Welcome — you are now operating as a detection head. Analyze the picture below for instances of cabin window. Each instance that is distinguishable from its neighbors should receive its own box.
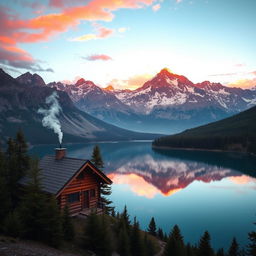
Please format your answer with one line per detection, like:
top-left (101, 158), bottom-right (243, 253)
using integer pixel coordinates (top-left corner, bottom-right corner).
top-left (67, 192), bottom-right (80, 203)
top-left (90, 189), bottom-right (96, 198)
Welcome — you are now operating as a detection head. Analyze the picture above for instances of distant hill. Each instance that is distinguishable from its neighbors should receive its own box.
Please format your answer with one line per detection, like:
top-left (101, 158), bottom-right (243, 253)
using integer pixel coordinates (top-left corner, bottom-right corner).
top-left (0, 69), bottom-right (160, 145)
top-left (152, 106), bottom-right (256, 154)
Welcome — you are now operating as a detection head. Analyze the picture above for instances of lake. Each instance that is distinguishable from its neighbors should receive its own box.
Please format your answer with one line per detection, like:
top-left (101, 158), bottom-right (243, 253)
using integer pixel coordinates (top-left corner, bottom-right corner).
top-left (29, 141), bottom-right (256, 250)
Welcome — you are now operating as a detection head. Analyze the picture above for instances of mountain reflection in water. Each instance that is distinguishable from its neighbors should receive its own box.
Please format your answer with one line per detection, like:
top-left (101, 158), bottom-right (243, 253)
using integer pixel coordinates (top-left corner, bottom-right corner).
top-left (107, 150), bottom-right (256, 198)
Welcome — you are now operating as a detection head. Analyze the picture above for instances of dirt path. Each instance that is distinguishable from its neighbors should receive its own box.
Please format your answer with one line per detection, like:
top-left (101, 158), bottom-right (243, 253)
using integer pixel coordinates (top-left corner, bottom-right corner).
top-left (155, 240), bottom-right (166, 256)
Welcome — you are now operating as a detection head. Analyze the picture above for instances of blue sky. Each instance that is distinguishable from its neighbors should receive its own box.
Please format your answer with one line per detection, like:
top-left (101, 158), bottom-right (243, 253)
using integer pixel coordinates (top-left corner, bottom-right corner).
top-left (1, 0), bottom-right (256, 89)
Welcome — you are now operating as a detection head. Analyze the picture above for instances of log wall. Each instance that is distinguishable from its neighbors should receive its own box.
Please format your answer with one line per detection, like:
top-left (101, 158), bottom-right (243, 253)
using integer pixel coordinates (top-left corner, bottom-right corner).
top-left (57, 167), bottom-right (101, 215)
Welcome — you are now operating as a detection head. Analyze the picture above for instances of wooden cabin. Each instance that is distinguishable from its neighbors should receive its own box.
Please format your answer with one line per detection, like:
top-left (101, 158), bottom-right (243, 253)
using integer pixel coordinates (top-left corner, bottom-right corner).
top-left (27, 148), bottom-right (112, 216)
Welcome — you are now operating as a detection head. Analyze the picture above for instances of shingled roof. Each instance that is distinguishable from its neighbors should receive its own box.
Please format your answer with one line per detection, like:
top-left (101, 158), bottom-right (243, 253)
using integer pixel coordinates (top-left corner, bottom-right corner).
top-left (21, 155), bottom-right (112, 195)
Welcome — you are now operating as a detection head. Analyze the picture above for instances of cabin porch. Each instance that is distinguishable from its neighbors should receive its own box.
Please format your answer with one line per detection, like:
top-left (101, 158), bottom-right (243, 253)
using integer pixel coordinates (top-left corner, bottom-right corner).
top-left (71, 201), bottom-right (105, 217)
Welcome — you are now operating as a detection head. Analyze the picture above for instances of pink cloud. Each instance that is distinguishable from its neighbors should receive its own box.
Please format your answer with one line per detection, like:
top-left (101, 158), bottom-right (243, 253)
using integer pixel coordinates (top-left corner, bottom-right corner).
top-left (0, 0), bottom-right (155, 70)
top-left (71, 23), bottom-right (114, 41)
top-left (152, 4), bottom-right (161, 11)
top-left (84, 54), bottom-right (113, 61)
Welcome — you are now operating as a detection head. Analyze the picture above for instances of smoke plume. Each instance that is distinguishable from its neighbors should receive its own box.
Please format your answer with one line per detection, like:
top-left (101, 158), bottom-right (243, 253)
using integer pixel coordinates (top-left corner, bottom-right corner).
top-left (38, 91), bottom-right (63, 144)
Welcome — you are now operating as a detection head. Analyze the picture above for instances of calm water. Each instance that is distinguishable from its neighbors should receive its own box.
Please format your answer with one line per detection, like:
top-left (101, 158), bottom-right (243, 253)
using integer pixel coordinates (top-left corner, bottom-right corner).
top-left (29, 141), bottom-right (256, 250)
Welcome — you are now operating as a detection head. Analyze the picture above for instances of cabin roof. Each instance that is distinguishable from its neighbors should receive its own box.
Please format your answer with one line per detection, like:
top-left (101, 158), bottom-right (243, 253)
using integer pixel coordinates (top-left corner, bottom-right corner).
top-left (21, 155), bottom-right (112, 195)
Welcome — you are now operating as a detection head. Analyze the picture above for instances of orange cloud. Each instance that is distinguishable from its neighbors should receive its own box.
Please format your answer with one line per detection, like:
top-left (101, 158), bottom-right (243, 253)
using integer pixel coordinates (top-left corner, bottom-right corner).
top-left (0, 0), bottom-right (155, 70)
top-left (228, 175), bottom-right (256, 185)
top-left (109, 73), bottom-right (154, 90)
top-left (84, 54), bottom-right (113, 61)
top-left (228, 77), bottom-right (256, 89)
top-left (71, 24), bottom-right (114, 41)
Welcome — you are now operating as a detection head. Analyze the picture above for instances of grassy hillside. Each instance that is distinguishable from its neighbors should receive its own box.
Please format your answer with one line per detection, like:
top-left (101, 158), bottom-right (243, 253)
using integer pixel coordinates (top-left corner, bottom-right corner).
top-left (153, 106), bottom-right (256, 154)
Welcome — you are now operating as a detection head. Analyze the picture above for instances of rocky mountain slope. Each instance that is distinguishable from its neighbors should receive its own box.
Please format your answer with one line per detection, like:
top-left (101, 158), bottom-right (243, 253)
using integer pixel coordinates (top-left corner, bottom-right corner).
top-left (0, 69), bottom-right (159, 145)
top-left (43, 69), bottom-right (256, 134)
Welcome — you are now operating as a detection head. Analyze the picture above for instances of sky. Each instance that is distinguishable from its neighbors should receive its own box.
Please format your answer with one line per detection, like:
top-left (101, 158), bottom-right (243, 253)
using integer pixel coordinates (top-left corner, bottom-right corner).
top-left (0, 0), bottom-right (256, 89)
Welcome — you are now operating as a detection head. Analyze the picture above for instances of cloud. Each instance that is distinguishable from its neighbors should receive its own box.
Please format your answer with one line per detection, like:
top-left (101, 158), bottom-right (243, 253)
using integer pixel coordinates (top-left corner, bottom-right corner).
top-left (71, 24), bottom-right (114, 41)
top-left (176, 0), bottom-right (182, 3)
top-left (152, 4), bottom-right (161, 11)
top-left (228, 175), bottom-right (256, 185)
top-left (228, 77), bottom-right (256, 89)
top-left (71, 24), bottom-right (128, 41)
top-left (0, 37), bottom-right (54, 72)
top-left (209, 72), bottom-right (238, 77)
top-left (84, 54), bottom-right (113, 61)
top-left (109, 73), bottom-right (153, 90)
top-left (48, 0), bottom-right (87, 8)
top-left (0, 0), bottom-right (155, 70)
top-left (118, 27), bottom-right (128, 33)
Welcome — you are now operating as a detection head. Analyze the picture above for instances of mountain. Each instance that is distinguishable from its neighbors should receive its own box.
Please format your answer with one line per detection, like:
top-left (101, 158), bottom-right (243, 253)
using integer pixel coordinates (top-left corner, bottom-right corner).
top-left (43, 68), bottom-right (256, 134)
top-left (152, 105), bottom-right (256, 154)
top-left (0, 69), bottom-right (159, 145)
top-left (47, 78), bottom-right (145, 132)
top-left (16, 72), bottom-right (46, 87)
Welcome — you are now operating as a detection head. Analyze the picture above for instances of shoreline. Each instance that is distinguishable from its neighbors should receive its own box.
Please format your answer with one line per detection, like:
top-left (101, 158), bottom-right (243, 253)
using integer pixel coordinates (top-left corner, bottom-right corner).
top-left (29, 139), bottom-right (153, 148)
top-left (152, 144), bottom-right (256, 157)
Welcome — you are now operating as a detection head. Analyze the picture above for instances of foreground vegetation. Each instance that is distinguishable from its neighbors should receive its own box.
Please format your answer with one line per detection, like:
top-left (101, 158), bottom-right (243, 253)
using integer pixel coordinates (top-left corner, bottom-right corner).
top-left (153, 106), bottom-right (256, 154)
top-left (0, 131), bottom-right (255, 255)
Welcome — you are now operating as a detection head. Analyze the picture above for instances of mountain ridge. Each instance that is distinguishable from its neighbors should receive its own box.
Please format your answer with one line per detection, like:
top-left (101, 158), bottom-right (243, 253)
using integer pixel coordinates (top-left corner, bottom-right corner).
top-left (12, 68), bottom-right (256, 134)
top-left (0, 69), bottom-right (160, 145)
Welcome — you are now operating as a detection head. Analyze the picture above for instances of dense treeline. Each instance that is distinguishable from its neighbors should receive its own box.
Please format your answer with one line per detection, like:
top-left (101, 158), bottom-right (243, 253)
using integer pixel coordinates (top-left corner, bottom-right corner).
top-left (153, 105), bottom-right (256, 154)
top-left (153, 135), bottom-right (256, 154)
top-left (0, 131), bottom-right (255, 256)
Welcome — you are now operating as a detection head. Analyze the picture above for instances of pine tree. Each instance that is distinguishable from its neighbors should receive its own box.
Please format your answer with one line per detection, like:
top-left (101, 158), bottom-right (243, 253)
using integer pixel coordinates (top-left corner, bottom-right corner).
top-left (130, 217), bottom-right (145, 256)
top-left (186, 243), bottom-right (197, 256)
top-left (20, 158), bottom-right (62, 247)
top-left (15, 130), bottom-right (29, 178)
top-left (198, 231), bottom-right (214, 256)
top-left (91, 145), bottom-right (104, 168)
top-left (62, 205), bottom-right (74, 241)
top-left (91, 145), bottom-right (113, 214)
top-left (43, 196), bottom-right (62, 247)
top-left (117, 220), bottom-right (131, 256)
top-left (0, 148), bottom-right (11, 227)
top-left (98, 215), bottom-right (113, 256)
top-left (247, 230), bottom-right (256, 256)
top-left (228, 237), bottom-right (239, 256)
top-left (216, 248), bottom-right (225, 256)
top-left (84, 213), bottom-right (101, 251)
top-left (84, 213), bottom-right (112, 256)
top-left (157, 228), bottom-right (164, 240)
top-left (147, 217), bottom-right (157, 236)
top-left (3, 210), bottom-right (23, 238)
top-left (5, 131), bottom-right (29, 209)
top-left (6, 137), bottom-right (19, 207)
top-left (163, 225), bottom-right (186, 256)
top-left (121, 205), bottom-right (131, 231)
top-left (19, 158), bottom-right (46, 241)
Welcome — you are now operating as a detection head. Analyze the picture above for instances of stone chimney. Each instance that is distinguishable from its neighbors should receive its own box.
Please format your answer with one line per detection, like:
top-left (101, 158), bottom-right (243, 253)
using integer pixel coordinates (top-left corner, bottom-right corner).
top-left (55, 148), bottom-right (66, 160)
